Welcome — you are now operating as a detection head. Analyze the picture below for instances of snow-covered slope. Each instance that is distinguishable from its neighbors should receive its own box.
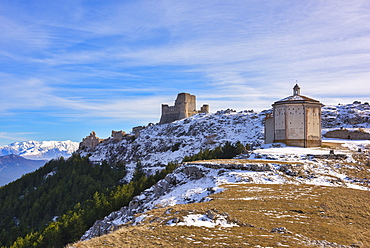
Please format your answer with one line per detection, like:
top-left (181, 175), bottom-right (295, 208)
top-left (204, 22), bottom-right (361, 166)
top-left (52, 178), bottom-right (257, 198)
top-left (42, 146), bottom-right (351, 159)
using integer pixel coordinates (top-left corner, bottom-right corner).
top-left (80, 102), bottom-right (370, 175)
top-left (80, 109), bottom-right (267, 174)
top-left (0, 140), bottom-right (79, 160)
top-left (322, 102), bottom-right (370, 130)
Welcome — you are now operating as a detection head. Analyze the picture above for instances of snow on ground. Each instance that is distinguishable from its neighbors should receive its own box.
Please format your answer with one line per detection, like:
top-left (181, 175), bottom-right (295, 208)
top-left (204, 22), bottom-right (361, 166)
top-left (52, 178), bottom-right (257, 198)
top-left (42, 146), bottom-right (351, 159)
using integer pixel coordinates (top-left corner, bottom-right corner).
top-left (255, 146), bottom-right (342, 156)
top-left (323, 138), bottom-right (370, 151)
top-left (168, 214), bottom-right (238, 228)
top-left (102, 148), bottom-right (369, 232)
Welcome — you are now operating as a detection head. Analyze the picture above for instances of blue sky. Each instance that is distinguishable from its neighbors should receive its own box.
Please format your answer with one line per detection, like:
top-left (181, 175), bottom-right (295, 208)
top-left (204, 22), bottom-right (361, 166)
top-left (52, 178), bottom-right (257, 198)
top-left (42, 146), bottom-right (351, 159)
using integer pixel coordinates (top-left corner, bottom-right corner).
top-left (0, 0), bottom-right (369, 145)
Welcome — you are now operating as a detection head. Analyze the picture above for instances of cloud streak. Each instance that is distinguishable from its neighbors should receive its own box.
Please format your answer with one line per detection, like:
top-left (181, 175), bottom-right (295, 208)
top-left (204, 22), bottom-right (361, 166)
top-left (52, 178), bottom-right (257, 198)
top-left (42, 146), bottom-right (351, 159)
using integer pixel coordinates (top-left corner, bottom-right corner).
top-left (0, 0), bottom-right (369, 144)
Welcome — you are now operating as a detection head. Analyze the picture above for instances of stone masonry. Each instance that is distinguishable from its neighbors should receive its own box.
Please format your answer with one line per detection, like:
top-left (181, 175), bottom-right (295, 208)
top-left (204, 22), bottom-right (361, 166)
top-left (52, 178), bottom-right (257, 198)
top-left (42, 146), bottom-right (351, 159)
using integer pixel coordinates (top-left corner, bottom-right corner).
top-left (79, 131), bottom-right (104, 150)
top-left (159, 93), bottom-right (209, 124)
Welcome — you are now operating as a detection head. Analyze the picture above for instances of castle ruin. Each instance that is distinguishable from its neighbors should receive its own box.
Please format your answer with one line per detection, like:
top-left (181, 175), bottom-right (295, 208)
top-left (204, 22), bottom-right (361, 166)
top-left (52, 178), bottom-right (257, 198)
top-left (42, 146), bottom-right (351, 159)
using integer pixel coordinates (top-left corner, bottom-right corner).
top-left (265, 84), bottom-right (323, 147)
top-left (79, 131), bottom-right (104, 150)
top-left (159, 93), bottom-right (209, 124)
top-left (111, 130), bottom-right (126, 142)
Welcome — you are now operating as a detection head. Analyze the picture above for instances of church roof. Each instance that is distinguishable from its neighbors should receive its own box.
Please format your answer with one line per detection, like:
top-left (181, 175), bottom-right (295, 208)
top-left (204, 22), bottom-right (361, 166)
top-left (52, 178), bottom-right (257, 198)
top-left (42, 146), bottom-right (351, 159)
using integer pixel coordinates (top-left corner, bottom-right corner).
top-left (273, 84), bottom-right (322, 106)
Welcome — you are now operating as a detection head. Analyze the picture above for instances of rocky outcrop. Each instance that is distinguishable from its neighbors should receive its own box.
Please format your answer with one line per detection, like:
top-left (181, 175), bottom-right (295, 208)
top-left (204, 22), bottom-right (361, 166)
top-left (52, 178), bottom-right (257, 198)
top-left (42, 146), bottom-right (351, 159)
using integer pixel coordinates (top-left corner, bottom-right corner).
top-left (80, 161), bottom-right (279, 241)
top-left (324, 129), bottom-right (370, 140)
top-left (80, 164), bottom-right (209, 241)
top-left (322, 103), bottom-right (370, 128)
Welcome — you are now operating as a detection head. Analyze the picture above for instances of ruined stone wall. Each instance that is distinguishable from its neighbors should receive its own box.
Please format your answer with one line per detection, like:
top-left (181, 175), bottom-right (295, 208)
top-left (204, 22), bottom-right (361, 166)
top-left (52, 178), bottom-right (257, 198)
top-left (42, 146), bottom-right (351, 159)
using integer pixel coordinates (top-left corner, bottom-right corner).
top-left (132, 126), bottom-right (146, 138)
top-left (111, 130), bottom-right (126, 141)
top-left (79, 131), bottom-right (103, 150)
top-left (159, 93), bottom-right (209, 124)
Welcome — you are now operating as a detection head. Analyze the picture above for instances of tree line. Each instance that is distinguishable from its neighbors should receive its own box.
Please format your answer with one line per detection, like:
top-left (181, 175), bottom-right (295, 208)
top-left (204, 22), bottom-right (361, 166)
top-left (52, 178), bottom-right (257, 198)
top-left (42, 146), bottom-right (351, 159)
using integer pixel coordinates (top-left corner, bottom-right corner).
top-left (1, 141), bottom-right (247, 247)
top-left (0, 153), bottom-right (177, 248)
top-left (182, 141), bottom-right (247, 162)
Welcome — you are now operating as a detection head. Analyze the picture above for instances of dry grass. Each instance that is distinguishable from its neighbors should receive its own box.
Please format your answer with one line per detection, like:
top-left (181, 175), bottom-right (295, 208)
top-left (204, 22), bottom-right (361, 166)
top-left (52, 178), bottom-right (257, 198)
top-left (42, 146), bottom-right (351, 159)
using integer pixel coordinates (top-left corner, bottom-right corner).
top-left (322, 142), bottom-right (345, 149)
top-left (71, 183), bottom-right (370, 248)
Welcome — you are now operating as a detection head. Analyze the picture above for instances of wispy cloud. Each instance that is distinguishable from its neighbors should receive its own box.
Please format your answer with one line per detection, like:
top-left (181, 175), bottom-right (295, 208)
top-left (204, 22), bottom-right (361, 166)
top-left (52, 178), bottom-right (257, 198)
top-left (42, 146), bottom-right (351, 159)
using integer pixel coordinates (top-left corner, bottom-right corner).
top-left (0, 132), bottom-right (39, 142)
top-left (0, 0), bottom-right (369, 144)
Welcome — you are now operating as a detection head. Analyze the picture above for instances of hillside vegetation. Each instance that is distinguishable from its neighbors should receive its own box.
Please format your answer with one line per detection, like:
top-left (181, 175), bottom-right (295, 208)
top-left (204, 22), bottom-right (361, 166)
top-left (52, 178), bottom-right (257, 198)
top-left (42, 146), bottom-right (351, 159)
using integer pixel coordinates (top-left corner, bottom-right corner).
top-left (0, 154), bottom-right (177, 248)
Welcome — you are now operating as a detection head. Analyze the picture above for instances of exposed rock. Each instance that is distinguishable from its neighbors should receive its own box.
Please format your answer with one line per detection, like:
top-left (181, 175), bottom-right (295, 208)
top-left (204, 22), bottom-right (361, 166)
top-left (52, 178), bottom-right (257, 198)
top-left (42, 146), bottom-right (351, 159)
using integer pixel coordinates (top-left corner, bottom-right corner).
top-left (324, 129), bottom-right (370, 140)
top-left (271, 226), bottom-right (291, 234)
top-left (80, 164), bottom-right (211, 241)
top-left (205, 210), bottom-right (216, 220)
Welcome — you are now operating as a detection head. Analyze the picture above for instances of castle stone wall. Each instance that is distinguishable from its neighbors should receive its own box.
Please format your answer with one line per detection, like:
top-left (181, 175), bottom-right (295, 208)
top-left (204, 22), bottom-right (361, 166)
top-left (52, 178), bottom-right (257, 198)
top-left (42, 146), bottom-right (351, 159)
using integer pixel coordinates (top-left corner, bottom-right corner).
top-left (111, 130), bottom-right (126, 141)
top-left (79, 131), bottom-right (103, 150)
top-left (159, 93), bottom-right (209, 124)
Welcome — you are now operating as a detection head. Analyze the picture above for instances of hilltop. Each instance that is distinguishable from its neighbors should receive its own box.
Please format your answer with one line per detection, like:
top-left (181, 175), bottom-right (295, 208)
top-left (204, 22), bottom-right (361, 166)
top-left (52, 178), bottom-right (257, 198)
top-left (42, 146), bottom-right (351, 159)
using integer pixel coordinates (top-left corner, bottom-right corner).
top-left (79, 109), bottom-right (267, 176)
top-left (72, 102), bottom-right (370, 247)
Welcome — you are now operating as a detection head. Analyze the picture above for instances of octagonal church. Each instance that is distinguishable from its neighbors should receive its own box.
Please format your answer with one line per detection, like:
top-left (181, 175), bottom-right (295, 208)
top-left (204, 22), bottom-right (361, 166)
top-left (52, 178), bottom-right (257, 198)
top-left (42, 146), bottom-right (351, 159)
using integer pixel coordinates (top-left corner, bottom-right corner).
top-left (265, 84), bottom-right (323, 147)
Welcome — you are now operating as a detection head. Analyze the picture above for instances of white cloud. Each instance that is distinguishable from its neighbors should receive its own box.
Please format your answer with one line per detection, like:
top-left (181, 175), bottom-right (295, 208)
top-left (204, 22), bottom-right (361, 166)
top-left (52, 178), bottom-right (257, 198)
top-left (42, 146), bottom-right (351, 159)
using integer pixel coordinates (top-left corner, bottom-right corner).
top-left (0, 0), bottom-right (369, 142)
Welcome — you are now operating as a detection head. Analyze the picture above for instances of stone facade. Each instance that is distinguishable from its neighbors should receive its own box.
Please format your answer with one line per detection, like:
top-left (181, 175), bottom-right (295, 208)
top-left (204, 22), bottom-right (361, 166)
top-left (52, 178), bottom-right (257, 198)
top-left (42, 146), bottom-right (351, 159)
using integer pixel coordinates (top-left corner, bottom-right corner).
top-left (265, 84), bottom-right (323, 147)
top-left (79, 131), bottom-right (104, 150)
top-left (159, 93), bottom-right (209, 124)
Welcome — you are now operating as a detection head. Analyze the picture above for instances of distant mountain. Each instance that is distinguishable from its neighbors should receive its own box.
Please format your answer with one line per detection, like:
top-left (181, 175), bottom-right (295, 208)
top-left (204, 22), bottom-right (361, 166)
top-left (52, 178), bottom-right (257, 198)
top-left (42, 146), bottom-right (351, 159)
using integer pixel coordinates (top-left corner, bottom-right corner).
top-left (0, 140), bottom-right (79, 160)
top-left (0, 154), bottom-right (47, 186)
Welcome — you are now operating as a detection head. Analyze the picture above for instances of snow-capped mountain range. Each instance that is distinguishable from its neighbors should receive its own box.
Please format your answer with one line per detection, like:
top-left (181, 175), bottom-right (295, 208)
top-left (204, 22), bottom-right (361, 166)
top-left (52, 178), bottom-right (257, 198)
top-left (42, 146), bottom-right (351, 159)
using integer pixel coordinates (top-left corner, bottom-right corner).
top-left (0, 140), bottom-right (79, 160)
top-left (0, 140), bottom-right (79, 186)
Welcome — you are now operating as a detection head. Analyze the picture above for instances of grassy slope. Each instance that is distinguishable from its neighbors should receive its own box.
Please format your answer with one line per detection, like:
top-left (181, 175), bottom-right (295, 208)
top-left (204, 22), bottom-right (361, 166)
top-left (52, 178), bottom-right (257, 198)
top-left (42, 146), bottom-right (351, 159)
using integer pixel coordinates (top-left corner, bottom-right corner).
top-left (71, 179), bottom-right (369, 247)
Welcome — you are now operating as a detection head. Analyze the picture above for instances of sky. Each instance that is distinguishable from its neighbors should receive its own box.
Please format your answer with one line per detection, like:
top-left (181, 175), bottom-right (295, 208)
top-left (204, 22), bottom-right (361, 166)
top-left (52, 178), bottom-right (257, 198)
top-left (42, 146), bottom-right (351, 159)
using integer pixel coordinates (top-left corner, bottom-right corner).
top-left (0, 0), bottom-right (369, 145)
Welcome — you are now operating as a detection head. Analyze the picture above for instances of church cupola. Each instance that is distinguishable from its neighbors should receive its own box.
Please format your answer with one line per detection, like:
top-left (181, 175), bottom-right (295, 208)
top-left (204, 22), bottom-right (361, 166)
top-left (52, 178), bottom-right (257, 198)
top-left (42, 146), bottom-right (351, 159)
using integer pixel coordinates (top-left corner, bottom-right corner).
top-left (293, 84), bottom-right (301, 95)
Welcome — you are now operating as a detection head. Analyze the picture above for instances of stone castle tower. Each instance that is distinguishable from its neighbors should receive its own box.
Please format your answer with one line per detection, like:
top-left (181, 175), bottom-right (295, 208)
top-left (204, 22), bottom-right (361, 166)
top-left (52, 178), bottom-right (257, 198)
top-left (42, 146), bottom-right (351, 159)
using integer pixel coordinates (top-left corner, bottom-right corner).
top-left (265, 84), bottom-right (323, 147)
top-left (159, 93), bottom-right (209, 124)
top-left (79, 131), bottom-right (104, 150)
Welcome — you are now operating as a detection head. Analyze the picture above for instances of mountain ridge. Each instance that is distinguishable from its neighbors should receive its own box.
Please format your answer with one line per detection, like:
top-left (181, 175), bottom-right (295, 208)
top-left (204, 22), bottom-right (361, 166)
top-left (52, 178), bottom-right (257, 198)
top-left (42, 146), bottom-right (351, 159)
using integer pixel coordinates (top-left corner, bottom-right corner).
top-left (0, 140), bottom-right (79, 186)
top-left (0, 154), bottom-right (47, 186)
top-left (0, 140), bottom-right (79, 160)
